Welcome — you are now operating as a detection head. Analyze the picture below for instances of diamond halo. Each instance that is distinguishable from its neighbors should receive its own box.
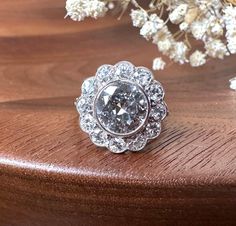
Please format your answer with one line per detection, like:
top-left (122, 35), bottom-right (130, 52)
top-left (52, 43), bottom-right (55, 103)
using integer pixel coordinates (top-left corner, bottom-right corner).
top-left (75, 61), bottom-right (167, 153)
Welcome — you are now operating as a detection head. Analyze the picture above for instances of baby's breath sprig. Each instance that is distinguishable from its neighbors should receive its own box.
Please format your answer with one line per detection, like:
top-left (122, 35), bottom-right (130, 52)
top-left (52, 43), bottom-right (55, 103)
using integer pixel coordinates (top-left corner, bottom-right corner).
top-left (65, 0), bottom-right (236, 71)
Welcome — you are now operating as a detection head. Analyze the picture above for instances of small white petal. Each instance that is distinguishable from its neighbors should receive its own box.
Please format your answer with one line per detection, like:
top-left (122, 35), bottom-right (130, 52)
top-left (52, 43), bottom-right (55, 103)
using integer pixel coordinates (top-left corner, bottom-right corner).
top-left (130, 9), bottom-right (148, 28)
top-left (152, 57), bottom-right (166, 70)
top-left (229, 77), bottom-right (236, 91)
top-left (189, 50), bottom-right (206, 67)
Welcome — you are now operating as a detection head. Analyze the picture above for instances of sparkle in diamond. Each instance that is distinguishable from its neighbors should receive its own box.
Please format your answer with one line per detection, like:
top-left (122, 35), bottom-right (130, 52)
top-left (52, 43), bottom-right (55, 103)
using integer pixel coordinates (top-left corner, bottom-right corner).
top-left (95, 80), bottom-right (149, 135)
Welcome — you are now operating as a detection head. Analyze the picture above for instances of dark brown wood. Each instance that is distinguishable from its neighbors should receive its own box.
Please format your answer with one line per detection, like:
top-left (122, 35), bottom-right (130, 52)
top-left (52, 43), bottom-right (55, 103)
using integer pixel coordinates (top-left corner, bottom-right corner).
top-left (0, 1), bottom-right (236, 225)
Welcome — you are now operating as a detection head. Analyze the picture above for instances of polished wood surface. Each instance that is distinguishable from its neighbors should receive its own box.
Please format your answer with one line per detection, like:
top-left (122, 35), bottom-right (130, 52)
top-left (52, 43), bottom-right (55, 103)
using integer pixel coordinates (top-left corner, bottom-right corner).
top-left (0, 1), bottom-right (236, 225)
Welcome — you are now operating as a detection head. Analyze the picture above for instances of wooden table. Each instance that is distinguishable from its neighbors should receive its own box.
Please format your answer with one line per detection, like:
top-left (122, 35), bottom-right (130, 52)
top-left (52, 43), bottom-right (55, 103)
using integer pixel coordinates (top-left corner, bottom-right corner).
top-left (0, 1), bottom-right (236, 225)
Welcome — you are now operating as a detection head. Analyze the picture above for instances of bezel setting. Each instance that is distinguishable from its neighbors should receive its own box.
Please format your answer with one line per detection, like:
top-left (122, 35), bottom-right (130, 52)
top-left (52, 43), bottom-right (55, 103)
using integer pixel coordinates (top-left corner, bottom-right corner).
top-left (75, 61), bottom-right (168, 153)
top-left (93, 79), bottom-right (150, 137)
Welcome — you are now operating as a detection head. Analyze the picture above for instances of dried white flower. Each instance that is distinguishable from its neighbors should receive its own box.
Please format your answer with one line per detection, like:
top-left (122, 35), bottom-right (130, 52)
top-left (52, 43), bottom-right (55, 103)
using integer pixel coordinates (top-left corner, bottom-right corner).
top-left (108, 2), bottom-right (115, 10)
top-left (169, 41), bottom-right (189, 64)
top-left (223, 5), bottom-right (236, 20)
top-left (190, 19), bottom-right (208, 40)
top-left (209, 21), bottom-right (224, 38)
top-left (140, 21), bottom-right (158, 40)
top-left (179, 22), bottom-right (189, 31)
top-left (205, 39), bottom-right (228, 59)
top-left (65, 0), bottom-right (107, 21)
top-left (149, 14), bottom-right (164, 27)
top-left (223, 5), bottom-right (236, 54)
top-left (152, 26), bottom-right (172, 43)
top-left (85, 0), bottom-right (107, 19)
top-left (65, 0), bottom-right (87, 21)
top-left (153, 57), bottom-right (166, 70)
top-left (229, 77), bottom-right (236, 91)
top-left (169, 4), bottom-right (188, 24)
top-left (227, 36), bottom-right (236, 54)
top-left (189, 50), bottom-right (206, 67)
top-left (130, 9), bottom-right (148, 28)
top-left (157, 39), bottom-right (173, 54)
top-left (140, 15), bottom-right (164, 40)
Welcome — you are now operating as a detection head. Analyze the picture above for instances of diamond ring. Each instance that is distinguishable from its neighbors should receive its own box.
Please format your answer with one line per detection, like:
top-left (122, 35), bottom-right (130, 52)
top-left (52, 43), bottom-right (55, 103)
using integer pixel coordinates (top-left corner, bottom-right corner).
top-left (75, 61), bottom-right (168, 153)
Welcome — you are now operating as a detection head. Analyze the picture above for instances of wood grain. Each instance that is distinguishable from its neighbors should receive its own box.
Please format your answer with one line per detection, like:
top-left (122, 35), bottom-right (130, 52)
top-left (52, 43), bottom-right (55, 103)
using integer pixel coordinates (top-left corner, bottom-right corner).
top-left (0, 1), bottom-right (236, 225)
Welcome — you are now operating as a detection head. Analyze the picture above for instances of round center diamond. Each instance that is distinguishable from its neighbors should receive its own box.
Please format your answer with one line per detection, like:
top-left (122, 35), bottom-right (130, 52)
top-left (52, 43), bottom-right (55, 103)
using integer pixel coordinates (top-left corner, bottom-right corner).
top-left (95, 80), bottom-right (149, 136)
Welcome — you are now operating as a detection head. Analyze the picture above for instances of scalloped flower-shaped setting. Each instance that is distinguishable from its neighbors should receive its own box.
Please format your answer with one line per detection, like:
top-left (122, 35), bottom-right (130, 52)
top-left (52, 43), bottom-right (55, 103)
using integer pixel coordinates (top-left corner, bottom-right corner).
top-left (75, 61), bottom-right (167, 153)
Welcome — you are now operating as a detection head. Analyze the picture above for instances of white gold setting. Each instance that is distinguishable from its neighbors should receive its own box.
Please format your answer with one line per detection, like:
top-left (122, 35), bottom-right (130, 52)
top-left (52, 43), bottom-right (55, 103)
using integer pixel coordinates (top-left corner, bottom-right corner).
top-left (75, 61), bottom-right (168, 153)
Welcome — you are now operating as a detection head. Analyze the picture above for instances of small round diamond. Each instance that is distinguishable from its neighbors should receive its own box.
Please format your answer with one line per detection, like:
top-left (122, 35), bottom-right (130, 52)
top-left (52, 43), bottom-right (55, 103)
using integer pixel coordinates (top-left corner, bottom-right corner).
top-left (80, 114), bottom-right (97, 133)
top-left (114, 61), bottom-right (135, 79)
top-left (82, 77), bottom-right (97, 96)
top-left (150, 103), bottom-right (167, 121)
top-left (95, 80), bottom-right (149, 136)
top-left (146, 81), bottom-right (164, 104)
top-left (90, 126), bottom-right (108, 147)
top-left (75, 96), bottom-right (93, 115)
top-left (108, 137), bottom-right (127, 153)
top-left (144, 121), bottom-right (161, 139)
top-left (96, 64), bottom-right (114, 85)
top-left (134, 67), bottom-right (153, 86)
top-left (128, 135), bottom-right (147, 152)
